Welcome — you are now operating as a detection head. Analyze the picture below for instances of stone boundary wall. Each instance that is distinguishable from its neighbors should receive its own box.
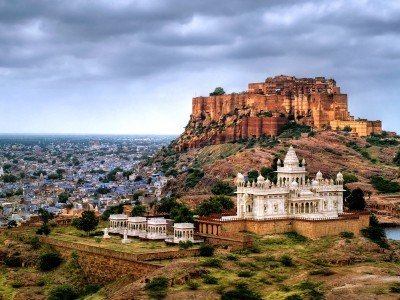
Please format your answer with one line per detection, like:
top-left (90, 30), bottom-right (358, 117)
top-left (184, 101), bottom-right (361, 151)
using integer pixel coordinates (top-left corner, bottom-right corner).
top-left (41, 237), bottom-right (162, 284)
top-left (136, 248), bottom-right (200, 261)
top-left (202, 234), bottom-right (253, 250)
top-left (199, 213), bottom-right (370, 240)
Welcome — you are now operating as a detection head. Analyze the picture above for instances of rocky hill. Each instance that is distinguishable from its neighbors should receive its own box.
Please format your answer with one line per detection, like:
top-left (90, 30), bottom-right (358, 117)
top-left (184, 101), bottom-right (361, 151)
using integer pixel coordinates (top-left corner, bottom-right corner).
top-left (175, 75), bottom-right (381, 151)
top-left (154, 129), bottom-right (399, 208)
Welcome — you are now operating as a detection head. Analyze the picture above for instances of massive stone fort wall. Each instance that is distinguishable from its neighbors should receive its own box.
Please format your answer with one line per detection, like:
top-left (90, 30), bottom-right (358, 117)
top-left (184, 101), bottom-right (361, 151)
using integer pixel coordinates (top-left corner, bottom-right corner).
top-left (177, 75), bottom-right (381, 150)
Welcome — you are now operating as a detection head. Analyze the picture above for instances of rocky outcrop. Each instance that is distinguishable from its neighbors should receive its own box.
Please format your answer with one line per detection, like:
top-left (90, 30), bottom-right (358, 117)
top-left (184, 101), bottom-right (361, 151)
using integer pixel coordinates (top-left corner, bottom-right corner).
top-left (175, 75), bottom-right (381, 150)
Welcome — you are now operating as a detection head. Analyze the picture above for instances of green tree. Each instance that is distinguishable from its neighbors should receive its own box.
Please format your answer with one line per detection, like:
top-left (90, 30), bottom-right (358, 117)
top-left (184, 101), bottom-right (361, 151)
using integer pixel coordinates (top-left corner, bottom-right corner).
top-left (170, 204), bottom-right (194, 223)
top-left (7, 220), bottom-right (17, 229)
top-left (58, 191), bottom-right (70, 203)
top-left (48, 284), bottom-right (77, 300)
top-left (74, 211), bottom-right (99, 235)
top-left (346, 188), bottom-right (366, 210)
top-left (211, 181), bottom-right (235, 196)
top-left (1, 174), bottom-right (18, 183)
top-left (131, 204), bottom-right (146, 216)
top-left (38, 252), bottom-right (63, 271)
top-left (209, 87), bottom-right (225, 96)
top-left (157, 197), bottom-right (179, 213)
top-left (343, 125), bottom-right (352, 132)
top-left (38, 208), bottom-right (54, 225)
top-left (247, 170), bottom-right (259, 182)
top-left (196, 196), bottom-right (234, 216)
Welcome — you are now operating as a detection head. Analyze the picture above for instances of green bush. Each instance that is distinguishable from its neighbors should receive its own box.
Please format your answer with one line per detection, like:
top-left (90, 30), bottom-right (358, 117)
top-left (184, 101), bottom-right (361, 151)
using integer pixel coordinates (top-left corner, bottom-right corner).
top-left (28, 236), bottom-right (41, 249)
top-left (309, 268), bottom-right (335, 276)
top-left (179, 240), bottom-right (193, 250)
top-left (221, 283), bottom-right (262, 300)
top-left (185, 169), bottom-right (204, 188)
top-left (200, 258), bottom-right (222, 267)
top-left (370, 176), bottom-right (400, 193)
top-left (280, 255), bottom-right (295, 267)
top-left (48, 284), bottom-right (78, 300)
top-left (237, 270), bottom-right (254, 277)
top-left (81, 284), bottom-right (100, 296)
top-left (4, 255), bottom-right (22, 267)
top-left (343, 173), bottom-right (359, 184)
top-left (202, 274), bottom-right (218, 284)
top-left (36, 224), bottom-right (51, 236)
top-left (226, 254), bottom-right (238, 261)
top-left (278, 122), bottom-right (311, 138)
top-left (285, 295), bottom-right (303, 300)
top-left (390, 282), bottom-right (400, 293)
top-left (339, 231), bottom-right (354, 239)
top-left (187, 281), bottom-right (200, 290)
top-left (145, 276), bottom-right (169, 298)
top-left (38, 252), bottom-right (62, 271)
top-left (11, 281), bottom-right (23, 288)
top-left (199, 244), bottom-right (214, 257)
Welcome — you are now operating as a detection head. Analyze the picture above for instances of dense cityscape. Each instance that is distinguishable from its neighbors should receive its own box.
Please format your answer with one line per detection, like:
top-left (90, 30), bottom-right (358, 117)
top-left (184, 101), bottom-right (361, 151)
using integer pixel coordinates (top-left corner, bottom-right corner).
top-left (0, 135), bottom-right (174, 227)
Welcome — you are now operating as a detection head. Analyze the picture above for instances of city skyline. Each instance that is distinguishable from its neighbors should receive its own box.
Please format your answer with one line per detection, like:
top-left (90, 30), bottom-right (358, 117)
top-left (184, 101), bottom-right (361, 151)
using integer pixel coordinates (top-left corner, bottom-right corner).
top-left (1, 0), bottom-right (399, 134)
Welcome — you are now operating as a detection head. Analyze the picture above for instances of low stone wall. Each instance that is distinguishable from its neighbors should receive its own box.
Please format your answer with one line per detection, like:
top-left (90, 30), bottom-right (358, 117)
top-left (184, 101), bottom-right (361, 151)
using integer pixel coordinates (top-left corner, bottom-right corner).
top-left (40, 237), bottom-right (205, 284)
top-left (198, 213), bottom-right (370, 241)
top-left (202, 234), bottom-right (253, 250)
top-left (136, 248), bottom-right (200, 261)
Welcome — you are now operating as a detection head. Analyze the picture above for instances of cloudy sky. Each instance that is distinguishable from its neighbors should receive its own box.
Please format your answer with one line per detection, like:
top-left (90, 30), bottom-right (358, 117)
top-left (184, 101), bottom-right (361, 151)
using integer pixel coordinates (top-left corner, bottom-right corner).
top-left (0, 0), bottom-right (399, 134)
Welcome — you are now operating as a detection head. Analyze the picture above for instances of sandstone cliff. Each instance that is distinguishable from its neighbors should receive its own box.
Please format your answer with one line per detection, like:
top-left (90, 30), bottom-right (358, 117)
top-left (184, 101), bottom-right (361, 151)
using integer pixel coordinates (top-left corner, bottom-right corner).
top-left (175, 75), bottom-right (381, 150)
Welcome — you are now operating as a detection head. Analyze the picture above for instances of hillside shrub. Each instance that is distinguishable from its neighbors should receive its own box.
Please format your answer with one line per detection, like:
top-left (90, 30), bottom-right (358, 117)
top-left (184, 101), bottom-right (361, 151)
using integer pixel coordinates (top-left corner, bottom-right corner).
top-left (187, 281), bottom-right (200, 290)
top-left (278, 122), bottom-right (311, 138)
top-left (4, 255), bottom-right (22, 267)
top-left (390, 282), bottom-right (400, 293)
top-left (202, 274), bottom-right (218, 284)
top-left (339, 231), bottom-right (354, 239)
top-left (309, 268), bottom-right (335, 276)
top-left (221, 283), bottom-right (262, 300)
top-left (38, 252), bottom-right (62, 271)
top-left (81, 284), bottom-right (100, 296)
top-left (370, 176), bottom-right (400, 193)
top-left (280, 255), bottom-right (295, 267)
top-left (178, 240), bottom-right (193, 250)
top-left (200, 258), bottom-right (222, 267)
top-left (199, 244), bottom-right (214, 257)
top-left (48, 284), bottom-right (77, 300)
top-left (237, 270), bottom-right (254, 277)
top-left (343, 173), bottom-right (359, 184)
top-left (185, 169), bottom-right (204, 188)
top-left (145, 276), bottom-right (169, 299)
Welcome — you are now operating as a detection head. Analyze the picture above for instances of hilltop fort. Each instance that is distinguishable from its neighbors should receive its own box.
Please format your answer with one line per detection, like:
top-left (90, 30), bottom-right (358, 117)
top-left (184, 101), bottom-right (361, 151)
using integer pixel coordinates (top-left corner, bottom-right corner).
top-left (176, 75), bottom-right (382, 150)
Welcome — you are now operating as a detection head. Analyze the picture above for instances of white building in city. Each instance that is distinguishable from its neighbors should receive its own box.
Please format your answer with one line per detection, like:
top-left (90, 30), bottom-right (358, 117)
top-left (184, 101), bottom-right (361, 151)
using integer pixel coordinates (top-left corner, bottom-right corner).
top-left (236, 146), bottom-right (344, 220)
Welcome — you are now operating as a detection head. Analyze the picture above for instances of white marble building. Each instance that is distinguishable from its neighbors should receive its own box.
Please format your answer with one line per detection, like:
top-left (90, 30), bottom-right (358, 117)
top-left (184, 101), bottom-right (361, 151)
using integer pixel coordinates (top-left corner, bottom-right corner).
top-left (236, 146), bottom-right (344, 220)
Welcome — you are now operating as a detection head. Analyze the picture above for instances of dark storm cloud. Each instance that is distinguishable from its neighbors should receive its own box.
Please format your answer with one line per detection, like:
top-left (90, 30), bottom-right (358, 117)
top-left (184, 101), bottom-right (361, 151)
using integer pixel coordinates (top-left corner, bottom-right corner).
top-left (0, 0), bottom-right (399, 133)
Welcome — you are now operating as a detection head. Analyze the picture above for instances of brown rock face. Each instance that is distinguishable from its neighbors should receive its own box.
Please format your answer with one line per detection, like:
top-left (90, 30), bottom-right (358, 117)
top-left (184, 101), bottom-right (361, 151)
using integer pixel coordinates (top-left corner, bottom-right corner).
top-left (176, 75), bottom-right (380, 150)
